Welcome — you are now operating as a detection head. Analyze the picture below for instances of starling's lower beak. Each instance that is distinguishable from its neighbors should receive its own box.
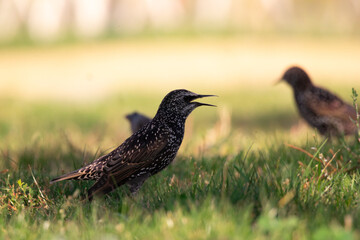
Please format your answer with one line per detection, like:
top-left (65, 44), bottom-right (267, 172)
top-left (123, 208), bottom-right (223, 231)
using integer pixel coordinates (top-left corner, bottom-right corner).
top-left (192, 94), bottom-right (217, 107)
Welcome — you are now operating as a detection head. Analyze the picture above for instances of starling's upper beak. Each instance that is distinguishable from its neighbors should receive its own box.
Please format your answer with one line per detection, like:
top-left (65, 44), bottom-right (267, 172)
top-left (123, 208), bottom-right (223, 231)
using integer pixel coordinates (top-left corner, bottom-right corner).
top-left (192, 94), bottom-right (217, 107)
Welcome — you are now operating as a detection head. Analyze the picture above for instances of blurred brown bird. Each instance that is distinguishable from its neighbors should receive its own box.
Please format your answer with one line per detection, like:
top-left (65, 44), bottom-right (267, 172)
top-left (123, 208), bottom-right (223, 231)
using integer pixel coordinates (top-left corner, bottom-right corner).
top-left (126, 112), bottom-right (152, 133)
top-left (280, 66), bottom-right (358, 137)
top-left (50, 89), bottom-right (216, 200)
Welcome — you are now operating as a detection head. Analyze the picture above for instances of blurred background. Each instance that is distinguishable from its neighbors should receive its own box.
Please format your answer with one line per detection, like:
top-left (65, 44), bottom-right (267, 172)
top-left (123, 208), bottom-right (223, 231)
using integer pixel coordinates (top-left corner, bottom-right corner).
top-left (0, 0), bottom-right (360, 100)
top-left (0, 0), bottom-right (360, 165)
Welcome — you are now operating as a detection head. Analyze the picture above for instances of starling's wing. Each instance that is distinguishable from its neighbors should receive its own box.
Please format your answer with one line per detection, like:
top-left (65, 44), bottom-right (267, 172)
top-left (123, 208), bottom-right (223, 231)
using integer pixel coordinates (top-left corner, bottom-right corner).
top-left (87, 127), bottom-right (170, 198)
top-left (307, 87), bottom-right (357, 121)
top-left (105, 130), bottom-right (169, 176)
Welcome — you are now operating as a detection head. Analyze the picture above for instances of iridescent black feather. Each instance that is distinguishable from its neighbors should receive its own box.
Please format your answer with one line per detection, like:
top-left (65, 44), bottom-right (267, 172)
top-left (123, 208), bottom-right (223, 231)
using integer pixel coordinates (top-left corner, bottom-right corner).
top-left (51, 89), bottom-right (216, 200)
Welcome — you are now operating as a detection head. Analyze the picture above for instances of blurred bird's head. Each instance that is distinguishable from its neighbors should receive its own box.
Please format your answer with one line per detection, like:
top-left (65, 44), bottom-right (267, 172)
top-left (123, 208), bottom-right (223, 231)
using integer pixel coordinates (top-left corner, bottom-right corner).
top-left (125, 112), bottom-right (150, 122)
top-left (125, 112), bottom-right (141, 121)
top-left (279, 66), bottom-right (313, 91)
top-left (125, 112), bottom-right (152, 133)
top-left (156, 89), bottom-right (216, 120)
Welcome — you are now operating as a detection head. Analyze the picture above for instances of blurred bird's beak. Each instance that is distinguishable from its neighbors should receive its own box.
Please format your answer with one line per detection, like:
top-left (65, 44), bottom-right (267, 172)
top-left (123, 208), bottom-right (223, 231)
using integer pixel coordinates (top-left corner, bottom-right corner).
top-left (193, 94), bottom-right (217, 107)
top-left (274, 78), bottom-right (283, 86)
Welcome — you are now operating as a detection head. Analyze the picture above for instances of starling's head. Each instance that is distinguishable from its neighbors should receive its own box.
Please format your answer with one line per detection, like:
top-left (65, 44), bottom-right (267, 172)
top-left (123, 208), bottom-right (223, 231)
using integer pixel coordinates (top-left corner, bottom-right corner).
top-left (280, 66), bottom-right (313, 91)
top-left (156, 89), bottom-right (216, 119)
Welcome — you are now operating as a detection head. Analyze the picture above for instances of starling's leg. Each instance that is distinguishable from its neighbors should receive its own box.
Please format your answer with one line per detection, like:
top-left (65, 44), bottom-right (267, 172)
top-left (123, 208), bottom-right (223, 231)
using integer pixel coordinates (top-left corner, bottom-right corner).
top-left (87, 177), bottom-right (114, 201)
top-left (127, 173), bottom-right (151, 195)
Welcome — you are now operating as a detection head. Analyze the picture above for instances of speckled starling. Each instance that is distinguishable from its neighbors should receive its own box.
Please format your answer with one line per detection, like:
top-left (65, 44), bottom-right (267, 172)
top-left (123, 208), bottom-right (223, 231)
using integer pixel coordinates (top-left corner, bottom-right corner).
top-left (51, 89), bottom-right (216, 200)
top-left (126, 112), bottom-right (151, 133)
top-left (280, 66), bottom-right (358, 137)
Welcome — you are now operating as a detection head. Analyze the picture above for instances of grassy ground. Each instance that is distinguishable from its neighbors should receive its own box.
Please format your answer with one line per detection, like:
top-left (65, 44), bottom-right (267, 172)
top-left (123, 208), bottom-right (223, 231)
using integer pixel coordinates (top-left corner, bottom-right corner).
top-left (0, 86), bottom-right (360, 239)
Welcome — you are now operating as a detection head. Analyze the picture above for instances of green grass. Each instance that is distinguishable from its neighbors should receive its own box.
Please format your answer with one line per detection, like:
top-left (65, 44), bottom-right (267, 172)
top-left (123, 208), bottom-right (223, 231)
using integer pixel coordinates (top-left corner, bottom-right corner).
top-left (0, 88), bottom-right (360, 239)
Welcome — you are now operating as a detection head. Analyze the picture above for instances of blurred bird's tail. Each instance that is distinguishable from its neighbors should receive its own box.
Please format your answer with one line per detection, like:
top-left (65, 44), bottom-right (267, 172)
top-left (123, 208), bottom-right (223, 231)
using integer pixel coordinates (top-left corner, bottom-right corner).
top-left (50, 170), bottom-right (84, 184)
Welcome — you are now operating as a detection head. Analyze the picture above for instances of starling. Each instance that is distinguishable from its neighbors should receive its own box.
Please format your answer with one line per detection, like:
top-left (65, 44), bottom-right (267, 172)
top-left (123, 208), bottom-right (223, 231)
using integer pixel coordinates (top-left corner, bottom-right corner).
top-left (125, 112), bottom-right (152, 133)
top-left (51, 89), bottom-right (216, 200)
top-left (280, 66), bottom-right (358, 137)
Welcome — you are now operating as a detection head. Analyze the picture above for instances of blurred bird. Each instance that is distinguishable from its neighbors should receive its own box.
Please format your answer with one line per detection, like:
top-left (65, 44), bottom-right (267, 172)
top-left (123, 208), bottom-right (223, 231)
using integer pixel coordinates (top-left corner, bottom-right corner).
top-left (125, 112), bottom-right (151, 133)
top-left (51, 89), bottom-right (216, 200)
top-left (280, 66), bottom-right (358, 137)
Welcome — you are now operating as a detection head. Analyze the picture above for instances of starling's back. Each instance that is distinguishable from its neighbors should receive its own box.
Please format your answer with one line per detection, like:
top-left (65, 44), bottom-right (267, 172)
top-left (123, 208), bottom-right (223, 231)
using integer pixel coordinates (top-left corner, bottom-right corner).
top-left (295, 86), bottom-right (357, 136)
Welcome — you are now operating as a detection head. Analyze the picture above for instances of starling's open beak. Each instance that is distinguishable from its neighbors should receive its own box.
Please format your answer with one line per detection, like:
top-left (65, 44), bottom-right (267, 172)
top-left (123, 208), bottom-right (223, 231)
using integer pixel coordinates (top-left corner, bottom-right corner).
top-left (191, 94), bottom-right (217, 107)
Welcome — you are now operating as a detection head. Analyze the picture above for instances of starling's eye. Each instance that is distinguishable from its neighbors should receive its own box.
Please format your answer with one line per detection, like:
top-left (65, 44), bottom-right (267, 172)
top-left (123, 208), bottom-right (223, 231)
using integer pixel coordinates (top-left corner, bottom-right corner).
top-left (183, 96), bottom-right (191, 102)
top-left (184, 95), bottom-right (196, 103)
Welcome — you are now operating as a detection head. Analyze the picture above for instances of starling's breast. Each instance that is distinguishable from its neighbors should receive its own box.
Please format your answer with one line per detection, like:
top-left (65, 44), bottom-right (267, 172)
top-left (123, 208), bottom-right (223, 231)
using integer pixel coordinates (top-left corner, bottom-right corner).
top-left (150, 148), bottom-right (178, 175)
top-left (295, 92), bottom-right (319, 127)
top-left (132, 117), bottom-right (186, 177)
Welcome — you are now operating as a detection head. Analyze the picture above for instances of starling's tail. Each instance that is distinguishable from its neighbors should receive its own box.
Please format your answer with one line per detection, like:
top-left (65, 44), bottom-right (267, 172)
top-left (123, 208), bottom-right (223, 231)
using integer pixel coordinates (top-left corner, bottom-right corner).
top-left (50, 170), bottom-right (84, 184)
